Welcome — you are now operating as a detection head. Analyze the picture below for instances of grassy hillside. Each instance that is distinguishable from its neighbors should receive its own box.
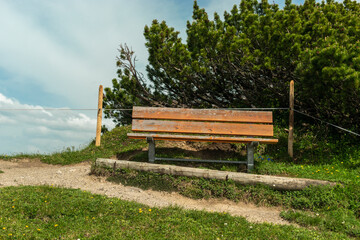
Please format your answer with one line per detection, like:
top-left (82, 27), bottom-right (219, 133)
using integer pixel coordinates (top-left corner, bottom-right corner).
top-left (0, 186), bottom-right (351, 239)
top-left (1, 124), bottom-right (359, 238)
top-left (91, 125), bottom-right (360, 238)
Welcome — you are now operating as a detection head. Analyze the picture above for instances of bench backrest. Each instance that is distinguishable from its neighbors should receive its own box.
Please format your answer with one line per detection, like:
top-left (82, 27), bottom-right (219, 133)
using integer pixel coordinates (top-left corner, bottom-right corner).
top-left (131, 106), bottom-right (274, 137)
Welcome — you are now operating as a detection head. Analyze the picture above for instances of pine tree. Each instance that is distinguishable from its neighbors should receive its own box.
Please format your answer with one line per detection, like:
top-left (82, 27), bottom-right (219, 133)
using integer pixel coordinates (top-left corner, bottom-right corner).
top-left (104, 0), bottom-right (360, 133)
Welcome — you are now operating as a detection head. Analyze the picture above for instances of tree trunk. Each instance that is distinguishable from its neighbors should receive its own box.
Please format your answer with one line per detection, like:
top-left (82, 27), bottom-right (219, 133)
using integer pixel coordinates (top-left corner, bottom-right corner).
top-left (95, 159), bottom-right (337, 191)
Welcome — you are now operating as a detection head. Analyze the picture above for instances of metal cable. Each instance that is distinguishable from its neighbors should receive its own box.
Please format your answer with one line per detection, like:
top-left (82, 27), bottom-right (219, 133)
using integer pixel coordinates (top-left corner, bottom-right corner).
top-left (1, 106), bottom-right (358, 136)
top-left (293, 109), bottom-right (360, 137)
top-left (0, 107), bottom-right (288, 111)
top-left (204, 107), bottom-right (288, 110)
top-left (0, 108), bottom-right (133, 111)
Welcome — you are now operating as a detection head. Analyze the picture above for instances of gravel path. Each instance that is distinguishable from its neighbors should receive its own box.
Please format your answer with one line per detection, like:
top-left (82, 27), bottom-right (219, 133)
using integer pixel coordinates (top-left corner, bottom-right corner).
top-left (0, 159), bottom-right (291, 225)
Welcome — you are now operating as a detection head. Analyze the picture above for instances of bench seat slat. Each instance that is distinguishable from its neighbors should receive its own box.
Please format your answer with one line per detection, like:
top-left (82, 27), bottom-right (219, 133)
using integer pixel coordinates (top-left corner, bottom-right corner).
top-left (127, 133), bottom-right (278, 144)
top-left (132, 106), bottom-right (273, 123)
top-left (132, 119), bottom-right (274, 137)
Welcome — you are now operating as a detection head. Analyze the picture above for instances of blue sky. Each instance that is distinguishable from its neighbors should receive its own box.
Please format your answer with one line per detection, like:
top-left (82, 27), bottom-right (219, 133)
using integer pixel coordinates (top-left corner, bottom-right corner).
top-left (0, 0), bottom-right (305, 154)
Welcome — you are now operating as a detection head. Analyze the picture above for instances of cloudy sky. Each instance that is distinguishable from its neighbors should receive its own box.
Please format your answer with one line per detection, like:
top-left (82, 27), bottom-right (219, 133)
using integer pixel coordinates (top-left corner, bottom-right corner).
top-left (0, 0), bottom-right (304, 154)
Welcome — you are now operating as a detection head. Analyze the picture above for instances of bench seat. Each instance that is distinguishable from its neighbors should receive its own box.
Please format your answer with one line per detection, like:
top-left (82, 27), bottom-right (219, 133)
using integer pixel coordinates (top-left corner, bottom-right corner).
top-left (127, 106), bottom-right (278, 172)
top-left (128, 133), bottom-right (278, 144)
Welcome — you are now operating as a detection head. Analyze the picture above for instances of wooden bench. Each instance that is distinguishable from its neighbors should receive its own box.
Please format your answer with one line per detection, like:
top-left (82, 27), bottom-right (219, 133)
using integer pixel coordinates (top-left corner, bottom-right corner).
top-left (127, 106), bottom-right (278, 172)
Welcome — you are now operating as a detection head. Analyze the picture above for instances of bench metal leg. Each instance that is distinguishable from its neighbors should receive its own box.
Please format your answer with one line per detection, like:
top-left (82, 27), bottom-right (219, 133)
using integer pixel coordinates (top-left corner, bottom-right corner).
top-left (247, 142), bottom-right (258, 173)
top-left (146, 137), bottom-right (155, 163)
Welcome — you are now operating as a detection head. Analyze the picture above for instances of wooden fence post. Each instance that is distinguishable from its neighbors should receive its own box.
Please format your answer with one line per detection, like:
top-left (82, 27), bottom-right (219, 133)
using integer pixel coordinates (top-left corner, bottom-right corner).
top-left (95, 85), bottom-right (103, 147)
top-left (288, 80), bottom-right (294, 158)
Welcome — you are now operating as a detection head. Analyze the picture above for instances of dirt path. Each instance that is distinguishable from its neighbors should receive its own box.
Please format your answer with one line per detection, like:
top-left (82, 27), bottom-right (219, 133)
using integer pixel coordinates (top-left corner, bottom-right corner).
top-left (0, 159), bottom-right (291, 225)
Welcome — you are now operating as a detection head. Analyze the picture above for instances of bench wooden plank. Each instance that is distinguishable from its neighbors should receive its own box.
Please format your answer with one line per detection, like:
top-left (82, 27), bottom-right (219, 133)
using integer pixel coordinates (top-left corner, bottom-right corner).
top-left (128, 133), bottom-right (279, 144)
top-left (132, 119), bottom-right (274, 137)
top-left (129, 107), bottom-right (278, 172)
top-left (132, 106), bottom-right (273, 123)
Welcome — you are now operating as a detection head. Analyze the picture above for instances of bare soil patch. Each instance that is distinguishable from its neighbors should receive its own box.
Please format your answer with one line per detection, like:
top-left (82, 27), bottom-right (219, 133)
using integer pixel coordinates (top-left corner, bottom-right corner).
top-left (0, 159), bottom-right (291, 225)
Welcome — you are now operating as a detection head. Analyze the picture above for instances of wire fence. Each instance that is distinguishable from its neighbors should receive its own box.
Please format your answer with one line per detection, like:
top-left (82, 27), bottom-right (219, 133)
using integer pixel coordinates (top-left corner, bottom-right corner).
top-left (0, 108), bottom-right (132, 111)
top-left (0, 106), bottom-right (359, 137)
top-left (0, 107), bottom-right (288, 111)
top-left (293, 109), bottom-right (360, 137)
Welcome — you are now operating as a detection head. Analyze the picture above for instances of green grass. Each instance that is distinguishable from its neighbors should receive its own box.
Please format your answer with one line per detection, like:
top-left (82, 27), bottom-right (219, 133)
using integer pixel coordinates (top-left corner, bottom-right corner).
top-left (0, 153), bottom-right (44, 161)
top-left (281, 209), bottom-right (360, 237)
top-left (0, 186), bottom-right (350, 239)
top-left (1, 124), bottom-right (360, 238)
top-left (0, 170), bottom-right (3, 174)
top-left (40, 126), bottom-right (146, 165)
top-left (255, 160), bottom-right (360, 184)
top-left (89, 125), bottom-right (360, 239)
top-left (0, 126), bottom-right (146, 165)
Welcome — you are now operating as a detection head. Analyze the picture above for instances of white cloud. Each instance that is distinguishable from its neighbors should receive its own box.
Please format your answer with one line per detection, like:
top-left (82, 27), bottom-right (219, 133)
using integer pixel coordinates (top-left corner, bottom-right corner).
top-left (0, 0), bottom-right (326, 154)
top-left (0, 0), bottom-right (188, 108)
top-left (0, 93), bottom-right (114, 154)
top-left (203, 0), bottom-right (239, 18)
top-left (0, 93), bottom-right (15, 105)
top-left (0, 115), bottom-right (15, 124)
top-left (0, 0), bottom-right (190, 154)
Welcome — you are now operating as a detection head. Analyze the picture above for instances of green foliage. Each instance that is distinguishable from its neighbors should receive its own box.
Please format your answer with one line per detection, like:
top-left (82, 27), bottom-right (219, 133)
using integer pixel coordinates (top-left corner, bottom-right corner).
top-left (264, 124), bottom-right (360, 168)
top-left (105, 0), bottom-right (360, 133)
top-left (1, 186), bottom-right (349, 239)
